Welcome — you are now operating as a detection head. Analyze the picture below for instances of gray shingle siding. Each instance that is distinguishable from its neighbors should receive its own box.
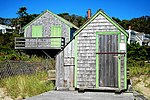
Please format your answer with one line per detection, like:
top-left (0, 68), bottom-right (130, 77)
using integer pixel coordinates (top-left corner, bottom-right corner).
top-left (77, 14), bottom-right (119, 87)
top-left (24, 11), bottom-right (71, 44)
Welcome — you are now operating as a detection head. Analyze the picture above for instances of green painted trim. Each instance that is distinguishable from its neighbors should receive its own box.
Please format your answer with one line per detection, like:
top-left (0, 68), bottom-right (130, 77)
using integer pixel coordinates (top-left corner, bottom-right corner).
top-left (96, 32), bottom-right (99, 88)
top-left (32, 25), bottom-right (43, 37)
top-left (51, 25), bottom-right (62, 36)
top-left (100, 11), bottom-right (128, 37)
top-left (50, 25), bottom-right (62, 47)
top-left (47, 10), bottom-right (78, 29)
top-left (124, 36), bottom-right (127, 89)
top-left (74, 35), bottom-right (78, 87)
top-left (96, 31), bottom-right (121, 88)
top-left (23, 10), bottom-right (78, 29)
top-left (23, 11), bottom-right (46, 29)
top-left (96, 31), bottom-right (120, 35)
top-left (74, 10), bottom-right (100, 36)
top-left (118, 33), bottom-right (121, 89)
top-left (73, 9), bottom-right (128, 38)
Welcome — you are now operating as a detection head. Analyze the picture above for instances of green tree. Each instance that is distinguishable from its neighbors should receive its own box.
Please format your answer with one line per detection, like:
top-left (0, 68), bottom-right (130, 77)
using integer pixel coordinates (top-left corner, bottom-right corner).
top-left (16, 7), bottom-right (28, 28)
top-left (127, 43), bottom-right (149, 60)
top-left (16, 7), bottom-right (28, 18)
top-left (112, 17), bottom-right (121, 23)
top-left (58, 13), bottom-right (86, 27)
top-left (129, 16), bottom-right (150, 34)
top-left (15, 7), bottom-right (39, 31)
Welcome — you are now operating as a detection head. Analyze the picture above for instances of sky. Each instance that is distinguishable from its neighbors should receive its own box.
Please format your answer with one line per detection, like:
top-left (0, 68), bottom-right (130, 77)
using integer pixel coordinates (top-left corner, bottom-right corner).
top-left (0, 0), bottom-right (150, 20)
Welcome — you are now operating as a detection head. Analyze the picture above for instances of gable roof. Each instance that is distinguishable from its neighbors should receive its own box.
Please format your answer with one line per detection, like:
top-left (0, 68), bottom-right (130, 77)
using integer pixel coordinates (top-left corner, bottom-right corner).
top-left (55, 9), bottom-right (129, 56)
top-left (74, 9), bottom-right (128, 37)
top-left (22, 10), bottom-right (79, 29)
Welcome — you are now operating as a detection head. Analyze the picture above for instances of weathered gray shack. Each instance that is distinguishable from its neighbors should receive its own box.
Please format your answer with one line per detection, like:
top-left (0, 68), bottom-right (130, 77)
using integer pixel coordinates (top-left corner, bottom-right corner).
top-left (15, 10), bottom-right (78, 49)
top-left (56, 9), bottom-right (128, 91)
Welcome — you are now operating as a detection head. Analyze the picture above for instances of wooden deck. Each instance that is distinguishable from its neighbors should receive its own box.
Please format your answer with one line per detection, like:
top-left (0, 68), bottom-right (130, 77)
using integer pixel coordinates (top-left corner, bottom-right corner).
top-left (15, 37), bottom-right (65, 49)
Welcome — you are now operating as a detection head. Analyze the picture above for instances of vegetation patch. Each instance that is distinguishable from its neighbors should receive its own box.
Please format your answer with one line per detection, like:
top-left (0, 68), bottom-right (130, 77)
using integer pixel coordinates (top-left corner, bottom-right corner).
top-left (127, 60), bottom-right (150, 77)
top-left (127, 43), bottom-right (150, 99)
top-left (131, 75), bottom-right (150, 99)
top-left (0, 71), bottom-right (54, 99)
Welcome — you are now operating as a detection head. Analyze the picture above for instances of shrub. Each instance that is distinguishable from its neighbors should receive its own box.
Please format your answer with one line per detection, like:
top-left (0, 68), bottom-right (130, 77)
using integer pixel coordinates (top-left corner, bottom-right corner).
top-left (127, 60), bottom-right (150, 77)
top-left (127, 43), bottom-right (149, 61)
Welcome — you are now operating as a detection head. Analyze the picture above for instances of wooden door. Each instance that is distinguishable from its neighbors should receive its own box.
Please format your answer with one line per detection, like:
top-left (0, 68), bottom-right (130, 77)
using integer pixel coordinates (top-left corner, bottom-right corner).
top-left (97, 34), bottom-right (119, 87)
top-left (64, 57), bottom-right (74, 88)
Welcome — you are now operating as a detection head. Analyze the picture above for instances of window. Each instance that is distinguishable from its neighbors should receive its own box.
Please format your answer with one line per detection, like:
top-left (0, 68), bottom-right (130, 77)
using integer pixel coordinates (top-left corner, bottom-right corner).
top-left (32, 26), bottom-right (43, 37)
top-left (50, 26), bottom-right (62, 47)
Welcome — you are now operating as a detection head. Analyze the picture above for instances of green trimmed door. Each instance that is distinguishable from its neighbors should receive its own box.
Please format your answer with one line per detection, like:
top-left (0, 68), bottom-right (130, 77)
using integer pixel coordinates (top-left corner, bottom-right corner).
top-left (51, 26), bottom-right (62, 48)
top-left (96, 32), bottom-right (120, 88)
top-left (32, 26), bottom-right (42, 37)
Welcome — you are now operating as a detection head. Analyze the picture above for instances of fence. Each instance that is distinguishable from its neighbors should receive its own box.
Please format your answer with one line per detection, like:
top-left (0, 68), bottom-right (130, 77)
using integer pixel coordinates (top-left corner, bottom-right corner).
top-left (0, 60), bottom-right (54, 79)
top-left (0, 60), bottom-right (55, 99)
top-left (15, 37), bottom-right (65, 49)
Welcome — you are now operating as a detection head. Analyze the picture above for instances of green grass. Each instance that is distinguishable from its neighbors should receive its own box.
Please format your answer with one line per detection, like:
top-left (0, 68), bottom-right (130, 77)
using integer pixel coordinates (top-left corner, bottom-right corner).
top-left (127, 60), bottom-right (150, 77)
top-left (0, 71), bottom-right (54, 99)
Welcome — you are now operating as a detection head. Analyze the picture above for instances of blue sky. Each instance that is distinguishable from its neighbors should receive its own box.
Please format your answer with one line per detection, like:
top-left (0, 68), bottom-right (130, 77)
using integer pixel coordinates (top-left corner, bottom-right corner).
top-left (0, 0), bottom-right (150, 20)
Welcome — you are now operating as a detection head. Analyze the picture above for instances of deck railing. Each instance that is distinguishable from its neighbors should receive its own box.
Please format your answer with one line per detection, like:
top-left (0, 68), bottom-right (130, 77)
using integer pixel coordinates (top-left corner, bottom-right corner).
top-left (15, 37), bottom-right (65, 49)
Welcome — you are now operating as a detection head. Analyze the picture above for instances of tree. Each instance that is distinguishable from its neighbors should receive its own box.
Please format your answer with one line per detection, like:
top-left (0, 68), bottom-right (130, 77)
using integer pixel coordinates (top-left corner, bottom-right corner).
top-left (15, 7), bottom-right (39, 30)
top-left (58, 13), bottom-right (86, 27)
top-left (15, 7), bottom-right (28, 30)
top-left (16, 7), bottom-right (28, 18)
top-left (112, 17), bottom-right (121, 23)
top-left (112, 16), bottom-right (150, 34)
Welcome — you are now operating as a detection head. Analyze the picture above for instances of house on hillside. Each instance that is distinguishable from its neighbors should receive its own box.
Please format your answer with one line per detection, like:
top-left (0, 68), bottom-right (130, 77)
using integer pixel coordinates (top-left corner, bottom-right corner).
top-left (15, 10), bottom-right (78, 50)
top-left (127, 27), bottom-right (150, 46)
top-left (56, 9), bottom-right (128, 92)
top-left (0, 24), bottom-right (15, 34)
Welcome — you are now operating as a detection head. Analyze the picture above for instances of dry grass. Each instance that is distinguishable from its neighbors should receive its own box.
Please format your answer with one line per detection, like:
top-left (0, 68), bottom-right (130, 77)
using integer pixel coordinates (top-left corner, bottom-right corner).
top-left (0, 71), bottom-right (54, 99)
top-left (131, 75), bottom-right (150, 99)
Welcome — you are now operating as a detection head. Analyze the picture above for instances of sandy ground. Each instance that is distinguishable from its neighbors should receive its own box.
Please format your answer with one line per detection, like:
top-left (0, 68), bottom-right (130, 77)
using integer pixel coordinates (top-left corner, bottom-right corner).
top-left (131, 75), bottom-right (150, 99)
top-left (0, 88), bottom-right (13, 100)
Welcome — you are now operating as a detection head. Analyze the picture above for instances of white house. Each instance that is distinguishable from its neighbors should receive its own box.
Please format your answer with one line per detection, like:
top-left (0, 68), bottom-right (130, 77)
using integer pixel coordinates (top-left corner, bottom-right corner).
top-left (0, 24), bottom-right (15, 34)
top-left (127, 27), bottom-right (150, 46)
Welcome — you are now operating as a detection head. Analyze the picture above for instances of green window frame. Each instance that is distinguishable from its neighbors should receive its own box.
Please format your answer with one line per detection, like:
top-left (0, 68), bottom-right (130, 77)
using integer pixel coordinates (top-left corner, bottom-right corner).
top-left (32, 26), bottom-right (43, 37)
top-left (50, 26), bottom-right (62, 47)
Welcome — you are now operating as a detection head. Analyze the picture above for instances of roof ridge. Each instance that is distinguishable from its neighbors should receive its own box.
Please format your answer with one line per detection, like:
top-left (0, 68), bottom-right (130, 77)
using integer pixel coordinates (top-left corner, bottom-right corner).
top-left (46, 10), bottom-right (78, 29)
top-left (23, 9), bottom-right (78, 29)
top-left (73, 9), bottom-right (128, 37)
top-left (55, 9), bottom-right (129, 56)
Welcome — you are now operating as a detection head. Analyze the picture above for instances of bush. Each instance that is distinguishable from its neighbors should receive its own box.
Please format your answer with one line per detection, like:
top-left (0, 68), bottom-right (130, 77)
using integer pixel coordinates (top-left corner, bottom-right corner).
top-left (127, 60), bottom-right (150, 77)
top-left (127, 43), bottom-right (149, 61)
